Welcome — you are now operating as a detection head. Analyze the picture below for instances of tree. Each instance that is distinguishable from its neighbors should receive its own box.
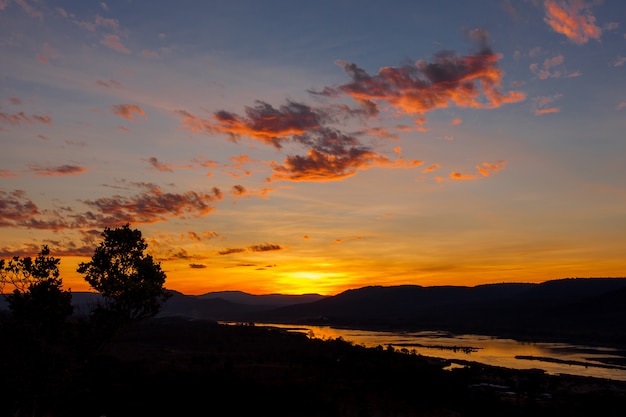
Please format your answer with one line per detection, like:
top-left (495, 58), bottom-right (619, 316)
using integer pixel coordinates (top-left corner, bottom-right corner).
top-left (0, 245), bottom-right (73, 328)
top-left (77, 224), bottom-right (170, 322)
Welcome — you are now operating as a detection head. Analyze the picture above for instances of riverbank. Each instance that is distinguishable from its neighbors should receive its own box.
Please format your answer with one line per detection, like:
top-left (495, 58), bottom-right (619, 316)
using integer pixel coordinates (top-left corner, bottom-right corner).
top-left (4, 316), bottom-right (624, 416)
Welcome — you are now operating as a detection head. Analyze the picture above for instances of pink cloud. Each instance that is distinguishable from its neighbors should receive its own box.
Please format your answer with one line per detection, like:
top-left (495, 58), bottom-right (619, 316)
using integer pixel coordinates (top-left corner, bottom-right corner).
top-left (15, 0), bottom-right (42, 19)
top-left (0, 111), bottom-right (52, 126)
top-left (534, 93), bottom-right (562, 115)
top-left (96, 79), bottom-right (123, 88)
top-left (544, 0), bottom-right (602, 44)
top-left (0, 169), bottom-right (16, 178)
top-left (101, 34), bottom-right (131, 54)
top-left (530, 54), bottom-right (565, 79)
top-left (111, 104), bottom-right (147, 121)
top-left (535, 107), bottom-right (560, 115)
top-left (614, 56), bottom-right (626, 67)
top-left (142, 49), bottom-right (159, 59)
top-left (8, 97), bottom-right (22, 105)
top-left (37, 42), bottom-right (61, 64)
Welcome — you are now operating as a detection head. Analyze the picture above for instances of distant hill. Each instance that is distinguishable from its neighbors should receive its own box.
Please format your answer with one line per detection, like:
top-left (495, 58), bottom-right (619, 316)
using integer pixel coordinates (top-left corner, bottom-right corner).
top-left (3, 278), bottom-right (625, 345)
top-left (256, 278), bottom-right (626, 345)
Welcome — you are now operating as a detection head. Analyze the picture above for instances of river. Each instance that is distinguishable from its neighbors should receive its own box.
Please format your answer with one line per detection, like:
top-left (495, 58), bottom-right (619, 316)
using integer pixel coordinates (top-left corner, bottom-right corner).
top-left (242, 323), bottom-right (626, 381)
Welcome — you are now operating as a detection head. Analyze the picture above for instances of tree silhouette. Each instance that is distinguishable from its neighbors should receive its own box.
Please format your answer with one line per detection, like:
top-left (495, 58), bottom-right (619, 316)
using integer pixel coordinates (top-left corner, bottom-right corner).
top-left (0, 245), bottom-right (73, 329)
top-left (77, 224), bottom-right (170, 323)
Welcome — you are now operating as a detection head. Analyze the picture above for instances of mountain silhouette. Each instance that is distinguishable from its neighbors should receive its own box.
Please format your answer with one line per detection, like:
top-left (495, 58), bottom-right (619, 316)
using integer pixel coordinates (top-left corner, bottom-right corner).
top-left (3, 277), bottom-right (625, 345)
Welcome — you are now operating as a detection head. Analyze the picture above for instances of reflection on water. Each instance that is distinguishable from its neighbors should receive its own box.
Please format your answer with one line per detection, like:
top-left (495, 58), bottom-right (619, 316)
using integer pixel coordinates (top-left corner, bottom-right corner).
top-left (244, 323), bottom-right (626, 381)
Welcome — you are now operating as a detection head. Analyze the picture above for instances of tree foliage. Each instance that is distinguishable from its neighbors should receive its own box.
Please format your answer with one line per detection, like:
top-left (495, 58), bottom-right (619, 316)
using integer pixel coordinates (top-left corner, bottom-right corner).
top-left (0, 245), bottom-right (73, 327)
top-left (77, 224), bottom-right (170, 322)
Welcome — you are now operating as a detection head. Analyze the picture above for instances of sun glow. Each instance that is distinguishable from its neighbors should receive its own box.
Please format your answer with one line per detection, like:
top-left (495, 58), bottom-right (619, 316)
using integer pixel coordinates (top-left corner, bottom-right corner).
top-left (275, 270), bottom-right (351, 295)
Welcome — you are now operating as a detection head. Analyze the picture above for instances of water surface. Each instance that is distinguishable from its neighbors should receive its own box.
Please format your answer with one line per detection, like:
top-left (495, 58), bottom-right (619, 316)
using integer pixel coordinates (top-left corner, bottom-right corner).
top-left (245, 323), bottom-right (626, 381)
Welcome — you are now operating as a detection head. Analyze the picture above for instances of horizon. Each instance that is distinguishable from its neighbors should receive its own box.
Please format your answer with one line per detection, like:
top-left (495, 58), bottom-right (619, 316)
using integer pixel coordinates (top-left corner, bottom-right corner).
top-left (4, 275), bottom-right (625, 298)
top-left (2, 1), bottom-right (626, 296)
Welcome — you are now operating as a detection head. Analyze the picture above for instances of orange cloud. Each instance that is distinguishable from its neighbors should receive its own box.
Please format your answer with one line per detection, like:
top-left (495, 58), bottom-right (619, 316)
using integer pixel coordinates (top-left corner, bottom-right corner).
top-left (101, 34), bottom-right (131, 54)
top-left (476, 161), bottom-right (506, 177)
top-left (450, 172), bottom-right (476, 180)
top-left (422, 163), bottom-right (441, 173)
top-left (30, 164), bottom-right (88, 177)
top-left (451, 118), bottom-right (462, 125)
top-left (268, 148), bottom-right (421, 183)
top-left (449, 160), bottom-right (506, 181)
top-left (544, 0), bottom-right (601, 44)
top-left (314, 44), bottom-right (525, 120)
top-left (112, 104), bottom-right (147, 121)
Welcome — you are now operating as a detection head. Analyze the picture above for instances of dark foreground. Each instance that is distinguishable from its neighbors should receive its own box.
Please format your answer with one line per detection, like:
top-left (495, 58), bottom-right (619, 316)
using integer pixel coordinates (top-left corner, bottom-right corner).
top-left (2, 317), bottom-right (626, 417)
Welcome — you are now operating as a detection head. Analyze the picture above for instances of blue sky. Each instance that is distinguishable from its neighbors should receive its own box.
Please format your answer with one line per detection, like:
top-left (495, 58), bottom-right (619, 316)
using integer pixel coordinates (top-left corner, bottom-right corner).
top-left (1, 0), bottom-right (625, 295)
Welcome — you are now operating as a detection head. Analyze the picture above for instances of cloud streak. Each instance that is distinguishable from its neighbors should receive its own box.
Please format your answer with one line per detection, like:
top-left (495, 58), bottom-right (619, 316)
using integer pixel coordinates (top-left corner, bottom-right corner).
top-left (29, 165), bottom-right (88, 177)
top-left (218, 243), bottom-right (283, 255)
top-left (0, 111), bottom-right (52, 126)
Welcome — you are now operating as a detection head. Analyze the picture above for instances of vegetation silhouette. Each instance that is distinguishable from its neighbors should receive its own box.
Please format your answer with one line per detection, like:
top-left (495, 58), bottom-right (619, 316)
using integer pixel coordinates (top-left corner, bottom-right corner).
top-left (0, 225), bottom-right (171, 416)
top-left (0, 245), bottom-right (73, 332)
top-left (78, 223), bottom-right (171, 324)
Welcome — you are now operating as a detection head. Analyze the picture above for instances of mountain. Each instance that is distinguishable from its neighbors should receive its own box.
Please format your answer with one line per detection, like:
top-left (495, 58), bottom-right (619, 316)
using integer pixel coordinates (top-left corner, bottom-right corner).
top-left (256, 278), bottom-right (626, 345)
top-left (3, 278), bottom-right (625, 345)
top-left (197, 290), bottom-right (325, 306)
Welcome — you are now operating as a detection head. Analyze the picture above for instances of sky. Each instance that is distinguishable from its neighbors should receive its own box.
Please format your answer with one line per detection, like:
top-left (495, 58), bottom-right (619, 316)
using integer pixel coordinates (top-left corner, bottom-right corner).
top-left (1, 0), bottom-right (625, 296)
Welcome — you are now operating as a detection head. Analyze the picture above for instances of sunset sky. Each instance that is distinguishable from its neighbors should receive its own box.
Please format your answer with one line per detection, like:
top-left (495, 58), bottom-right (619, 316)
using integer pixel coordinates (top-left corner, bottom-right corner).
top-left (1, 0), bottom-right (625, 295)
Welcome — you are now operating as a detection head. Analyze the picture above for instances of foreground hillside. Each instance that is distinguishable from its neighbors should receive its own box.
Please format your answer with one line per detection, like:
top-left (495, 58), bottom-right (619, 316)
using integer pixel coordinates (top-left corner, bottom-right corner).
top-left (3, 317), bottom-right (624, 417)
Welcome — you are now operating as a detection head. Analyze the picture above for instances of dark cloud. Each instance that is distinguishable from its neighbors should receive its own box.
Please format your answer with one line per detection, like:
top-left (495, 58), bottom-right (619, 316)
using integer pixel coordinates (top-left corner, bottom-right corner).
top-left (232, 184), bottom-right (246, 196)
top-left (144, 157), bottom-right (194, 173)
top-left (189, 263), bottom-right (207, 269)
top-left (79, 187), bottom-right (221, 226)
top-left (146, 157), bottom-right (173, 172)
top-left (248, 243), bottom-right (282, 252)
top-left (218, 248), bottom-right (246, 255)
top-left (0, 190), bottom-right (72, 230)
top-left (0, 190), bottom-right (40, 225)
top-left (30, 164), bottom-right (88, 177)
